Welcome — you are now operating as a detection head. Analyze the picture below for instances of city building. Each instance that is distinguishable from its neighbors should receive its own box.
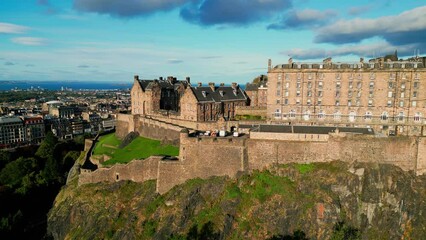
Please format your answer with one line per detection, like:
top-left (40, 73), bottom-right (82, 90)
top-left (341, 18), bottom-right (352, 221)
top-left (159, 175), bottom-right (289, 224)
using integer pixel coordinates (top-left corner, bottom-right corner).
top-left (267, 55), bottom-right (426, 135)
top-left (245, 77), bottom-right (268, 107)
top-left (0, 116), bottom-right (25, 148)
top-left (22, 116), bottom-right (45, 144)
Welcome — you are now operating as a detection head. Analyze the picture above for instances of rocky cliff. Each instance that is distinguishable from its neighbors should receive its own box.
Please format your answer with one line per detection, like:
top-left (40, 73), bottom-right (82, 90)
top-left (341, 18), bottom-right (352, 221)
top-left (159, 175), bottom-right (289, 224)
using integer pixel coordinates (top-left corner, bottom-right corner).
top-left (47, 161), bottom-right (426, 239)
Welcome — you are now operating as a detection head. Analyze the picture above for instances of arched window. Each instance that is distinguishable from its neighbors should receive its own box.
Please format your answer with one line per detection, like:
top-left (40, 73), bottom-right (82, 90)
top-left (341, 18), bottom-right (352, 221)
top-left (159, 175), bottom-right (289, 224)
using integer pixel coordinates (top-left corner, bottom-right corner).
top-left (349, 111), bottom-right (357, 122)
top-left (380, 112), bottom-right (389, 121)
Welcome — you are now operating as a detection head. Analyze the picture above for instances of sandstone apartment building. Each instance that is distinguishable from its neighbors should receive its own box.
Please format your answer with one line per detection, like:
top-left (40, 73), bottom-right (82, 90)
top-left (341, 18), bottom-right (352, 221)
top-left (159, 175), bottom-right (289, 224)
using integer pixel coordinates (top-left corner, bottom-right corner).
top-left (267, 56), bottom-right (426, 135)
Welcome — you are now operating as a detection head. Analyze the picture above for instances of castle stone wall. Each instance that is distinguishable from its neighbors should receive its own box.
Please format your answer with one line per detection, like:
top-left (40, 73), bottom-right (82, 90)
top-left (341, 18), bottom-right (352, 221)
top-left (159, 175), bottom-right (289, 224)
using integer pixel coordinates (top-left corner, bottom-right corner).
top-left (235, 106), bottom-right (267, 117)
top-left (78, 156), bottom-right (160, 185)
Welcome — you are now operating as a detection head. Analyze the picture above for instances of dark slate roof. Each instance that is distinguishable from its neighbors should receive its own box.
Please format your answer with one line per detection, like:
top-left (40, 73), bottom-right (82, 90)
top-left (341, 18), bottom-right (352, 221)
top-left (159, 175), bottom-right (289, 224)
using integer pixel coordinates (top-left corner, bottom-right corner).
top-left (245, 83), bottom-right (259, 91)
top-left (137, 79), bottom-right (189, 91)
top-left (191, 86), bottom-right (248, 103)
top-left (239, 124), bottom-right (374, 135)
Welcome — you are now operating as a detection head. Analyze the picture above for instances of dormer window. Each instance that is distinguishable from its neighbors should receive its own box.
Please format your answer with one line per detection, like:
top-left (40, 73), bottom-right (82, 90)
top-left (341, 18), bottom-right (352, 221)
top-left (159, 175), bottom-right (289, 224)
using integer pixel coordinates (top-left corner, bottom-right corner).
top-left (219, 90), bottom-right (224, 97)
top-left (202, 91), bottom-right (206, 97)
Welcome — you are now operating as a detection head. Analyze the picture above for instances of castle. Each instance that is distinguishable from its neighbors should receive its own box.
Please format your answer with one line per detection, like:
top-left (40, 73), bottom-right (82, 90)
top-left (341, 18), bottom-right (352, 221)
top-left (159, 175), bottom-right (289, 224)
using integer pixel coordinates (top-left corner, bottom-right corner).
top-left (78, 56), bottom-right (426, 194)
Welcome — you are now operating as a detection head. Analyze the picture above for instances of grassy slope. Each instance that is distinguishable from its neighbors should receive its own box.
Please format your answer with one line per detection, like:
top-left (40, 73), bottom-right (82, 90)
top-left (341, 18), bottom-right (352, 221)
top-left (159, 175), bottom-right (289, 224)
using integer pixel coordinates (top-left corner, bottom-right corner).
top-left (93, 133), bottom-right (179, 165)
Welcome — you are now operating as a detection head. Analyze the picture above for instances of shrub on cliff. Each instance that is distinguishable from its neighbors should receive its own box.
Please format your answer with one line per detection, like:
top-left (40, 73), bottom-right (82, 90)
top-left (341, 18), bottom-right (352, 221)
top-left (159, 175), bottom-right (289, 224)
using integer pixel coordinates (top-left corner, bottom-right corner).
top-left (119, 132), bottom-right (139, 149)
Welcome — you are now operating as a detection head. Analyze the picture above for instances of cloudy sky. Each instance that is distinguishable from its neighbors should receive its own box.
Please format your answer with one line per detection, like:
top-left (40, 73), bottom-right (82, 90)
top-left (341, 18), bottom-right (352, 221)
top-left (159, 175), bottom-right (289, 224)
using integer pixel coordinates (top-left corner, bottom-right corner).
top-left (0, 0), bottom-right (425, 84)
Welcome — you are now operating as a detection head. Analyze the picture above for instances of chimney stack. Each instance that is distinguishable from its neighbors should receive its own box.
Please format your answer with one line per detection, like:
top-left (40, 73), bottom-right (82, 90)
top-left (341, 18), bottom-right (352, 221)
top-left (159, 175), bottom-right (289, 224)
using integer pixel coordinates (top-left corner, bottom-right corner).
top-left (220, 83), bottom-right (225, 87)
top-left (268, 59), bottom-right (272, 71)
top-left (231, 82), bottom-right (238, 89)
top-left (208, 82), bottom-right (215, 91)
top-left (186, 77), bottom-right (190, 83)
top-left (198, 82), bottom-right (202, 87)
top-left (134, 75), bottom-right (139, 81)
top-left (159, 77), bottom-right (163, 81)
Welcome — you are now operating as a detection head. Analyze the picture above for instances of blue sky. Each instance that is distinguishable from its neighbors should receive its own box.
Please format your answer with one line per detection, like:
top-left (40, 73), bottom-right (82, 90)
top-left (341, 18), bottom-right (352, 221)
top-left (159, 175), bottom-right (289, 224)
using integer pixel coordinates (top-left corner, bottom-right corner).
top-left (0, 0), bottom-right (425, 84)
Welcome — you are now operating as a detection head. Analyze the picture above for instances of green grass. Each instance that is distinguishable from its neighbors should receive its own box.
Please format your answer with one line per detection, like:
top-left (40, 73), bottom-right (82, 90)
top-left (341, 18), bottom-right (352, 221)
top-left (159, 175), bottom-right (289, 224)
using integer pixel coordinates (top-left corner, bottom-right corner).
top-left (92, 133), bottom-right (179, 165)
top-left (235, 115), bottom-right (265, 120)
top-left (295, 163), bottom-right (315, 174)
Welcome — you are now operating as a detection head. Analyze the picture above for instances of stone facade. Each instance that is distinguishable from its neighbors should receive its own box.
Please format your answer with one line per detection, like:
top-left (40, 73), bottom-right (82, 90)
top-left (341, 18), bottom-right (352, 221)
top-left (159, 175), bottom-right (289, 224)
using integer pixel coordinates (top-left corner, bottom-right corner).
top-left (267, 57), bottom-right (426, 136)
top-left (131, 76), bottom-right (249, 122)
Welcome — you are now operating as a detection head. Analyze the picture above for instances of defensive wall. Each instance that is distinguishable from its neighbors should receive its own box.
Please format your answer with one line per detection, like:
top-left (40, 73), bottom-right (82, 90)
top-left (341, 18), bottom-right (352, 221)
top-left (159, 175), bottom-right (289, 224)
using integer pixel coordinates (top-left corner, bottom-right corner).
top-left (79, 122), bottom-right (426, 194)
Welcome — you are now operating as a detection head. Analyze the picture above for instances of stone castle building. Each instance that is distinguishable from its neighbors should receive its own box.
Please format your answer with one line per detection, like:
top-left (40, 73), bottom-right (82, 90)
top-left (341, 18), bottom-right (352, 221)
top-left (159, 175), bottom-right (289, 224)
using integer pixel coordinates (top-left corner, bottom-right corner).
top-left (131, 75), bottom-right (248, 121)
top-left (267, 55), bottom-right (426, 135)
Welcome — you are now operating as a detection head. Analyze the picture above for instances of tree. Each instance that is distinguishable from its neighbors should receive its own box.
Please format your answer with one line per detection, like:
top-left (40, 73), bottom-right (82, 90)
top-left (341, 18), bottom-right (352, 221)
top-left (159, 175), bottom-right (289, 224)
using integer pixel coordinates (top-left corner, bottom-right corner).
top-left (0, 157), bottom-right (36, 189)
top-left (35, 131), bottom-right (58, 160)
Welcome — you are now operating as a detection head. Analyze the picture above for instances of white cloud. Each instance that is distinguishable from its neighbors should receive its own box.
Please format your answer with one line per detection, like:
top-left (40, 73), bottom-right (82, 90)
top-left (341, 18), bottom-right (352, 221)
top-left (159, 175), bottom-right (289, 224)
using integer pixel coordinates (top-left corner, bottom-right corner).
top-left (0, 22), bottom-right (29, 34)
top-left (11, 37), bottom-right (47, 46)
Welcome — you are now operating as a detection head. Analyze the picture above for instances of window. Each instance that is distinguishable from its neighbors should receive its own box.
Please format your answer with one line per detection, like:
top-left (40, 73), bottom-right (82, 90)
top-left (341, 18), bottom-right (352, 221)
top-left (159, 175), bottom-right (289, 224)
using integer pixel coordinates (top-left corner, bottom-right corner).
top-left (274, 109), bottom-right (281, 118)
top-left (388, 91), bottom-right (393, 98)
top-left (356, 100), bottom-right (361, 106)
top-left (285, 91), bottom-right (289, 97)
top-left (401, 83), bottom-right (406, 89)
top-left (307, 91), bottom-right (312, 97)
top-left (368, 99), bottom-right (373, 107)
top-left (285, 73), bottom-right (290, 80)
top-left (336, 73), bottom-right (341, 80)
top-left (413, 91), bottom-right (417, 98)
top-left (381, 112), bottom-right (389, 121)
top-left (296, 99), bottom-right (300, 105)
top-left (276, 90), bottom-right (281, 96)
top-left (336, 82), bottom-right (341, 89)
top-left (387, 100), bottom-right (392, 107)
top-left (307, 99), bottom-right (311, 105)
top-left (414, 113), bottom-right (421, 122)
top-left (399, 101), bottom-right (404, 107)
top-left (308, 82), bottom-right (312, 89)
top-left (296, 90), bottom-right (301, 96)
top-left (369, 82), bottom-right (374, 88)
top-left (318, 81), bottom-right (323, 89)
top-left (415, 73), bottom-right (420, 79)
top-left (357, 82), bottom-right (362, 89)
top-left (335, 91), bottom-right (340, 98)
top-left (289, 110), bottom-right (296, 118)
top-left (349, 73), bottom-right (354, 80)
top-left (398, 112), bottom-right (405, 122)
top-left (308, 73), bottom-right (313, 80)
top-left (349, 82), bottom-right (353, 89)
top-left (317, 99), bottom-right (322, 105)
top-left (284, 99), bottom-right (288, 105)
top-left (296, 83), bottom-right (301, 88)
top-left (412, 101), bottom-right (417, 107)
top-left (318, 111), bottom-right (326, 119)
top-left (414, 82), bottom-right (419, 88)
top-left (318, 91), bottom-right (323, 97)
top-left (364, 111), bottom-right (373, 120)
top-left (334, 111), bottom-right (341, 120)
top-left (278, 74), bottom-right (282, 80)
top-left (357, 73), bottom-right (362, 80)
top-left (390, 73), bottom-right (396, 79)
top-left (297, 73), bottom-right (301, 80)
top-left (401, 92), bottom-right (405, 98)
top-left (276, 99), bottom-right (280, 104)
top-left (303, 111), bottom-right (310, 121)
top-left (369, 91), bottom-right (374, 98)
top-left (357, 92), bottom-right (362, 98)
top-left (348, 100), bottom-right (352, 106)
top-left (335, 100), bottom-right (340, 106)
top-left (388, 82), bottom-right (394, 88)
top-left (370, 73), bottom-right (376, 80)
top-left (348, 91), bottom-right (353, 98)
top-left (349, 112), bottom-right (356, 122)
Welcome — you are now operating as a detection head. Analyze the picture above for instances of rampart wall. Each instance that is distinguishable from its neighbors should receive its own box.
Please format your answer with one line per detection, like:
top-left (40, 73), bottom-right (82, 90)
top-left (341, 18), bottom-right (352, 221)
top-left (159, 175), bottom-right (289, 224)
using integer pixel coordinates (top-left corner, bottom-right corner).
top-left (80, 119), bottom-right (426, 194)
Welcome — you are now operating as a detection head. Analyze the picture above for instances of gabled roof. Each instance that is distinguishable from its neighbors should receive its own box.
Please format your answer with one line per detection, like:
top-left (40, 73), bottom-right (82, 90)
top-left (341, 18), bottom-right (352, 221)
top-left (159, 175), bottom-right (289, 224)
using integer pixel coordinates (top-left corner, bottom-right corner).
top-left (245, 83), bottom-right (259, 91)
top-left (191, 86), bottom-right (247, 103)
